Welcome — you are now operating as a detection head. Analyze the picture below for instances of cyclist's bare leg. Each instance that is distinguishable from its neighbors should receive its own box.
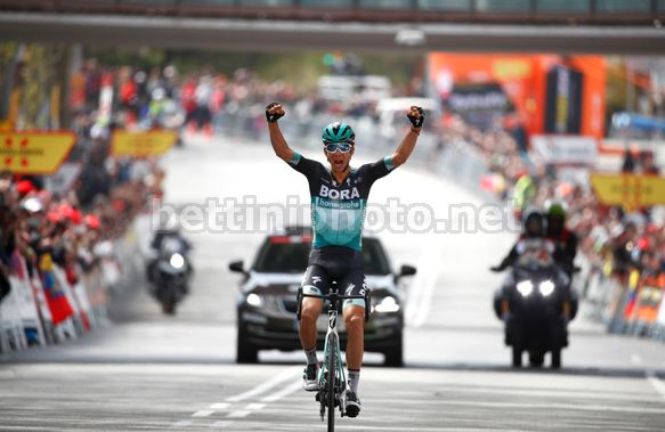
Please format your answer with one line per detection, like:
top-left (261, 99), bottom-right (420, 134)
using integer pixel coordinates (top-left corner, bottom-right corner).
top-left (299, 297), bottom-right (323, 352)
top-left (343, 305), bottom-right (364, 416)
top-left (343, 305), bottom-right (365, 369)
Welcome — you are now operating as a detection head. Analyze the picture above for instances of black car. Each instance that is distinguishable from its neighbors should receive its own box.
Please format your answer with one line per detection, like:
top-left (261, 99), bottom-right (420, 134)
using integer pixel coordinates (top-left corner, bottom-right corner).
top-left (229, 227), bottom-right (416, 366)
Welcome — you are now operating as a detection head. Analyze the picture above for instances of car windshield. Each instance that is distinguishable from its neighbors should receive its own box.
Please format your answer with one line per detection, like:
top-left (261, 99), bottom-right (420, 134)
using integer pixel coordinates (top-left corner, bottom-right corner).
top-left (252, 237), bottom-right (391, 275)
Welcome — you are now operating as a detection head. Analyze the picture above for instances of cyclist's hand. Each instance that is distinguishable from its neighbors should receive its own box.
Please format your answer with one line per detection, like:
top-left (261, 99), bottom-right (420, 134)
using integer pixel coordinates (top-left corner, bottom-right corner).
top-left (266, 102), bottom-right (285, 123)
top-left (490, 265), bottom-right (504, 273)
top-left (407, 106), bottom-right (425, 129)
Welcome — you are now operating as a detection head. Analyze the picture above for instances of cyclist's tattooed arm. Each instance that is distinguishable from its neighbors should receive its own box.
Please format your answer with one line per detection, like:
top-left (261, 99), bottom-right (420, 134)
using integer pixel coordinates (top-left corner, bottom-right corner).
top-left (391, 105), bottom-right (425, 168)
top-left (266, 102), bottom-right (295, 162)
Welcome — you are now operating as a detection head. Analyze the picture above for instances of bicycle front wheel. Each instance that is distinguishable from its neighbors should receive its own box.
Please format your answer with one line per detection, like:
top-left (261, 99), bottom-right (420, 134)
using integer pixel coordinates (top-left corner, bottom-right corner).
top-left (327, 339), bottom-right (336, 432)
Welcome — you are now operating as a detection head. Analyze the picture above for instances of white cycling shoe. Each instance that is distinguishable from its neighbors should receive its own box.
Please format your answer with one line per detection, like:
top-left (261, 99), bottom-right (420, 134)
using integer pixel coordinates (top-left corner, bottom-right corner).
top-left (302, 364), bottom-right (319, 391)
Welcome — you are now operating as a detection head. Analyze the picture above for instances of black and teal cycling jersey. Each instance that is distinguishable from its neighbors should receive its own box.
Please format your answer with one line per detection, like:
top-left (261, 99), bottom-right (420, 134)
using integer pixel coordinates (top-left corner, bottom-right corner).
top-left (286, 152), bottom-right (396, 251)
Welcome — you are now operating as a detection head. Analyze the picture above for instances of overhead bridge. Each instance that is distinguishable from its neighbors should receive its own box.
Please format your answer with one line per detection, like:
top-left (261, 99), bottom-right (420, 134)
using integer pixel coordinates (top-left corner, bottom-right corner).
top-left (0, 1), bottom-right (664, 53)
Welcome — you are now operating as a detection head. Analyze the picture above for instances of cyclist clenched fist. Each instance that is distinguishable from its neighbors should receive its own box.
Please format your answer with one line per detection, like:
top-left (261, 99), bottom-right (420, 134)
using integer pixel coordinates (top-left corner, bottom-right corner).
top-left (265, 102), bottom-right (285, 123)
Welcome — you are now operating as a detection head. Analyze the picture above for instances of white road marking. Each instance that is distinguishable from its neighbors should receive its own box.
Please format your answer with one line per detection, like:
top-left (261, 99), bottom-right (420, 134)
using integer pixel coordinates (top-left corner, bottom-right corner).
top-left (630, 353), bottom-right (643, 366)
top-left (411, 264), bottom-right (439, 328)
top-left (226, 410), bottom-right (251, 418)
top-left (209, 402), bottom-right (231, 410)
top-left (646, 370), bottom-right (665, 401)
top-left (260, 380), bottom-right (302, 402)
top-left (192, 409), bottom-right (215, 417)
top-left (405, 248), bottom-right (441, 327)
top-left (210, 420), bottom-right (236, 429)
top-left (437, 399), bottom-right (665, 414)
top-left (245, 403), bottom-right (266, 410)
top-left (171, 420), bottom-right (192, 428)
top-left (248, 424), bottom-right (525, 432)
top-left (225, 366), bottom-right (301, 402)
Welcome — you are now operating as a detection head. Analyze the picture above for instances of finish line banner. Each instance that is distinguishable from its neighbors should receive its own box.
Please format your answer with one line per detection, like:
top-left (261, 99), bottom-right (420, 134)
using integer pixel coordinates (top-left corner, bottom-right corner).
top-left (0, 131), bottom-right (76, 175)
top-left (590, 174), bottom-right (665, 209)
top-left (111, 130), bottom-right (177, 157)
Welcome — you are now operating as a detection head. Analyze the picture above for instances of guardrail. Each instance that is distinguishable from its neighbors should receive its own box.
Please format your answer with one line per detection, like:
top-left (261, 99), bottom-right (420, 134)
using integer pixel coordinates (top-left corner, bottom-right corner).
top-left (0, 0), bottom-right (663, 25)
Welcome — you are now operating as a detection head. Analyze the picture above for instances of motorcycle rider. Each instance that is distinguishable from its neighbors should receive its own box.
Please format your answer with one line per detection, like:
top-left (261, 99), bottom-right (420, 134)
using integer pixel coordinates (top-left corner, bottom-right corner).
top-left (266, 101), bottom-right (424, 418)
top-left (147, 226), bottom-right (192, 290)
top-left (491, 209), bottom-right (552, 273)
top-left (544, 200), bottom-right (578, 276)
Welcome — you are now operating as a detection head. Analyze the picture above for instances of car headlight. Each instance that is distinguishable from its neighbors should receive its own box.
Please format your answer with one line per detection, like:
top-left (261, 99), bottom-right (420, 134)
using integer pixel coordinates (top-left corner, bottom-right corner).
top-left (374, 296), bottom-right (400, 313)
top-left (169, 253), bottom-right (185, 269)
top-left (246, 293), bottom-right (263, 307)
top-left (539, 280), bottom-right (555, 297)
top-left (516, 280), bottom-right (534, 297)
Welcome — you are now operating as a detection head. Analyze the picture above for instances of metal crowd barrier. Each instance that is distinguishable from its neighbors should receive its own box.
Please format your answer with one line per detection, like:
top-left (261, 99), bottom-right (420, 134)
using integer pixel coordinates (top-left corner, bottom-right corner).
top-left (0, 216), bottom-right (149, 355)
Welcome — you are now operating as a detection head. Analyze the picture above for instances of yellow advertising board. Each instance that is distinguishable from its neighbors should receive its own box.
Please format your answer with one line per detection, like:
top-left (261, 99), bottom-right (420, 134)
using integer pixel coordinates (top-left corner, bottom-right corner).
top-left (590, 174), bottom-right (665, 209)
top-left (111, 130), bottom-right (177, 157)
top-left (0, 131), bottom-right (76, 175)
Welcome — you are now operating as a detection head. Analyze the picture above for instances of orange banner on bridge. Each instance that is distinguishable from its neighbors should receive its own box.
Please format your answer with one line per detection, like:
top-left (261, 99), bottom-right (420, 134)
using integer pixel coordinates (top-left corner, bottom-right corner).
top-left (0, 131), bottom-right (76, 175)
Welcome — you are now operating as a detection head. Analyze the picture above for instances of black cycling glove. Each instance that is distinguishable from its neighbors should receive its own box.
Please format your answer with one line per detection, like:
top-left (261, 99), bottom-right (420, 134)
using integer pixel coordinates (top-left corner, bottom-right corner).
top-left (265, 102), bottom-right (284, 123)
top-left (407, 106), bottom-right (425, 128)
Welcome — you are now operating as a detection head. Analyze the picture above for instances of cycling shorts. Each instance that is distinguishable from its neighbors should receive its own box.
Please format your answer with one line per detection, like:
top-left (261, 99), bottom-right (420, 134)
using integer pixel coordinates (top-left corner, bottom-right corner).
top-left (301, 246), bottom-right (367, 309)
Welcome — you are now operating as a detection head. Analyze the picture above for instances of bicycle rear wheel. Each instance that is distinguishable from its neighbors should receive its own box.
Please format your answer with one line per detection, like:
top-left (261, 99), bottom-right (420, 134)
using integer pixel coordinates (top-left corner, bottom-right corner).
top-left (327, 338), bottom-right (336, 432)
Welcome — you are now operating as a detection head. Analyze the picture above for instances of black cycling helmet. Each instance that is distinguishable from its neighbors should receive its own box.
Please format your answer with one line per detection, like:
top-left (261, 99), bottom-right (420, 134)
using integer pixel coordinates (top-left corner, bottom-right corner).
top-left (522, 208), bottom-right (546, 238)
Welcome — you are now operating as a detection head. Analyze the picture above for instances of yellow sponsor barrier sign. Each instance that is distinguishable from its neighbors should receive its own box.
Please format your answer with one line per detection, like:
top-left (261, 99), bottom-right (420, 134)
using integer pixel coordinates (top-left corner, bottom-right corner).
top-left (0, 131), bottom-right (76, 175)
top-left (111, 130), bottom-right (177, 157)
top-left (590, 174), bottom-right (665, 209)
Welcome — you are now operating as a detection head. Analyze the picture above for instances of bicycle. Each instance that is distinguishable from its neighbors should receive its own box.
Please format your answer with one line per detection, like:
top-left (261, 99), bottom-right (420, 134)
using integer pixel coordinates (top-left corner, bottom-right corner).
top-left (297, 284), bottom-right (369, 432)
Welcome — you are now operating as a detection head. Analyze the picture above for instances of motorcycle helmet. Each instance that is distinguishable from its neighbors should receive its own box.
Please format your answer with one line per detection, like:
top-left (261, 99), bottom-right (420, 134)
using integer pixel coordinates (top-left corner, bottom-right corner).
top-left (545, 199), bottom-right (567, 221)
top-left (545, 200), bottom-right (567, 234)
top-left (522, 208), bottom-right (546, 238)
top-left (322, 122), bottom-right (355, 145)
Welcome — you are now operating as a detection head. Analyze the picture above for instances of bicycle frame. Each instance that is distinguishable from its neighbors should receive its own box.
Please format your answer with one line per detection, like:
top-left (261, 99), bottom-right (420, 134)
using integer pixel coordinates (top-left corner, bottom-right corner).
top-left (319, 304), bottom-right (347, 419)
top-left (296, 286), bottom-right (369, 427)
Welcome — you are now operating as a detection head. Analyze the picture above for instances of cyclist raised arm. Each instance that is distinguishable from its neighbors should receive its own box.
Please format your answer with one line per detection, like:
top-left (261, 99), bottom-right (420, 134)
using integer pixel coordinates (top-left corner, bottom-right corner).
top-left (266, 102), bottom-right (294, 161)
top-left (266, 101), bottom-right (424, 419)
top-left (390, 105), bottom-right (425, 168)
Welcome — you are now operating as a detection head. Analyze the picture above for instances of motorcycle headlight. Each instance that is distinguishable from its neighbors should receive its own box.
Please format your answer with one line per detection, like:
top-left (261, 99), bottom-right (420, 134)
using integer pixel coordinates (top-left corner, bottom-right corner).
top-left (246, 293), bottom-right (263, 307)
top-left (169, 253), bottom-right (185, 269)
top-left (539, 280), bottom-right (555, 297)
top-left (374, 296), bottom-right (400, 313)
top-left (516, 280), bottom-right (534, 297)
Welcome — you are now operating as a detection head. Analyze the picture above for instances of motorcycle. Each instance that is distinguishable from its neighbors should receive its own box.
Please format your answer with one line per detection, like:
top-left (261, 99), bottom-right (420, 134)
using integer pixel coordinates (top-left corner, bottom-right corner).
top-left (148, 235), bottom-right (192, 315)
top-left (492, 249), bottom-right (577, 369)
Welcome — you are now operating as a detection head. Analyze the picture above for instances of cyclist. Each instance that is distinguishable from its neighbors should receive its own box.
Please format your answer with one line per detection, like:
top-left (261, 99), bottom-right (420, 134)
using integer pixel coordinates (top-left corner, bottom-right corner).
top-left (266, 102), bottom-right (424, 418)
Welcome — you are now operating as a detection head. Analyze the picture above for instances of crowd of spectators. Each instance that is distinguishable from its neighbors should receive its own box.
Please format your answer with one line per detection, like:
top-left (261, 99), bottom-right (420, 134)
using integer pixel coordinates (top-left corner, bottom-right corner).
top-left (5, 55), bottom-right (663, 318)
top-left (440, 111), bottom-right (665, 303)
top-left (1, 66), bottom-right (165, 310)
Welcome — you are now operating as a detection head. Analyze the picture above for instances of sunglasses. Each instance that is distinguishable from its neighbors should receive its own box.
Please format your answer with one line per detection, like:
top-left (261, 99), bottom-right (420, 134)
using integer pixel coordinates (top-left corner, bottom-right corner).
top-left (324, 142), bottom-right (353, 153)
